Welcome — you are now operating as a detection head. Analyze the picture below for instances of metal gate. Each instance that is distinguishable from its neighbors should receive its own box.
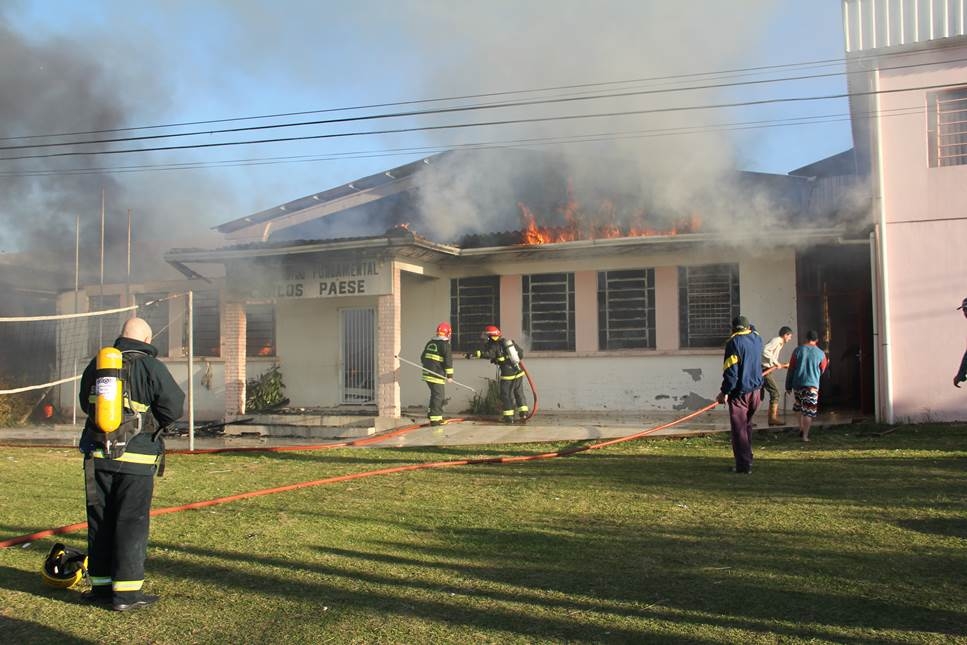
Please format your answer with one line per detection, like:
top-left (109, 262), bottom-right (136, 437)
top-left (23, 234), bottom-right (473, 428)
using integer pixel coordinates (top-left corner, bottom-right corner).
top-left (340, 308), bottom-right (375, 404)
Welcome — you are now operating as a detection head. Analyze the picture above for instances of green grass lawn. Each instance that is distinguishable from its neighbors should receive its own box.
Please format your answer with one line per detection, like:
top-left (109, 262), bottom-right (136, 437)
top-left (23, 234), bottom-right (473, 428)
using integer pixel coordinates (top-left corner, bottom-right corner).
top-left (1, 423), bottom-right (965, 644)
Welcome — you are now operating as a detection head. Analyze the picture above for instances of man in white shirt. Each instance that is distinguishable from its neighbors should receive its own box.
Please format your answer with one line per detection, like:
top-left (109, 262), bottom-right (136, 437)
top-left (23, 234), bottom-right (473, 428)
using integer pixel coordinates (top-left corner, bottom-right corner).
top-left (761, 326), bottom-right (793, 426)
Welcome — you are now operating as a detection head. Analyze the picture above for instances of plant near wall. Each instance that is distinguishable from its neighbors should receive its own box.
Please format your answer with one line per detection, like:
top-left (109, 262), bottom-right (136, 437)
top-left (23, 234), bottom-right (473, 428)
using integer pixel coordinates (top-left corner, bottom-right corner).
top-left (467, 377), bottom-right (501, 415)
top-left (245, 364), bottom-right (288, 412)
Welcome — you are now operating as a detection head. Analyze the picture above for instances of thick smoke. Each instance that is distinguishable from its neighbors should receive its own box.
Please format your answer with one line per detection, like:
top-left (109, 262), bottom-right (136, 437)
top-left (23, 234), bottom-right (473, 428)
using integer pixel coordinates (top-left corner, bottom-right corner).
top-left (0, 15), bottom-right (231, 287)
top-left (395, 1), bottom-right (835, 242)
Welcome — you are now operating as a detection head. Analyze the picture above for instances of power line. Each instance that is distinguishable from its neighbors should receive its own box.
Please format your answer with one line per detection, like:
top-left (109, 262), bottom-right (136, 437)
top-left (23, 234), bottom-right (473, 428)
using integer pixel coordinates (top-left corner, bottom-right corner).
top-left (0, 105), bottom-right (922, 179)
top-left (2, 52), bottom-right (963, 155)
top-left (0, 79), bottom-right (959, 163)
top-left (0, 55), bottom-right (859, 142)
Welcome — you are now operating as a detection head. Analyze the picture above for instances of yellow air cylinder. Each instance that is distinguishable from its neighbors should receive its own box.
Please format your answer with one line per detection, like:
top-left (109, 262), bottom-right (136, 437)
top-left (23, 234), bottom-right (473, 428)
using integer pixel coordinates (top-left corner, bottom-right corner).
top-left (94, 347), bottom-right (123, 432)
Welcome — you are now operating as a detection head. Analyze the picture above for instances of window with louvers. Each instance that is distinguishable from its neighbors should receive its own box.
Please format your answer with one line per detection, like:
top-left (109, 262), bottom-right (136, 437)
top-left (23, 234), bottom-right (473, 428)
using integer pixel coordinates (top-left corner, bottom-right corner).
top-left (523, 272), bottom-right (574, 351)
top-left (246, 304), bottom-right (276, 357)
top-left (928, 86), bottom-right (967, 168)
top-left (191, 290), bottom-right (220, 357)
top-left (450, 276), bottom-right (500, 353)
top-left (135, 293), bottom-right (169, 357)
top-left (678, 264), bottom-right (740, 348)
top-left (598, 269), bottom-right (655, 350)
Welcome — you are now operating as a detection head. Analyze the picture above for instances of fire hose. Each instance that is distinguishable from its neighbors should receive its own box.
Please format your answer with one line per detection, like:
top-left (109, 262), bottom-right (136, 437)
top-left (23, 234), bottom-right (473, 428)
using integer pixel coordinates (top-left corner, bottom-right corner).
top-left (0, 366), bottom-right (778, 549)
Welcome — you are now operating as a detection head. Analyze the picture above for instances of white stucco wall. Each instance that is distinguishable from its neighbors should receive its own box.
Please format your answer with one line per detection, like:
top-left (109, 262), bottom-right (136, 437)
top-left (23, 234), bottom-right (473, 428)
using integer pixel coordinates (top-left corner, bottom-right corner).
top-left (875, 46), bottom-right (967, 421)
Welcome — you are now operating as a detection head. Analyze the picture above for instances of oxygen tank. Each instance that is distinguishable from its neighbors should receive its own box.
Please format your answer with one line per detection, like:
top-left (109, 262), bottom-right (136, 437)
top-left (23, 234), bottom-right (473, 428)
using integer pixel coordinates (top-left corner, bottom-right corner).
top-left (502, 337), bottom-right (520, 368)
top-left (94, 347), bottom-right (123, 432)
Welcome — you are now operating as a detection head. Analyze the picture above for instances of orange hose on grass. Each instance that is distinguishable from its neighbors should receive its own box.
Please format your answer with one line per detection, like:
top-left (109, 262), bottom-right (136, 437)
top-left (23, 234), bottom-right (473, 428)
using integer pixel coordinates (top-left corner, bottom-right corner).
top-left (0, 403), bottom-right (720, 549)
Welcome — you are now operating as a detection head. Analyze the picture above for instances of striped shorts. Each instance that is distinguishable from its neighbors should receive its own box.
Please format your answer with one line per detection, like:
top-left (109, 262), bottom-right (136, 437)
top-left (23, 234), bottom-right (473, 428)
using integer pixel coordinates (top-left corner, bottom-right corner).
top-left (793, 388), bottom-right (820, 418)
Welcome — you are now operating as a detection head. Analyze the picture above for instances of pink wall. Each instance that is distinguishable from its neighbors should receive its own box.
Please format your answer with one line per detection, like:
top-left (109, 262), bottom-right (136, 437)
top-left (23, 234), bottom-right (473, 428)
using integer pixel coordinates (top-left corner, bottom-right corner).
top-left (876, 45), bottom-right (967, 421)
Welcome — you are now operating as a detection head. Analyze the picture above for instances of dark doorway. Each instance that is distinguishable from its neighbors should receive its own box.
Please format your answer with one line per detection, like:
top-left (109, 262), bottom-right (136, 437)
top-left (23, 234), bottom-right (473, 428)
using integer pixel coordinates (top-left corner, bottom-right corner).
top-left (795, 244), bottom-right (874, 414)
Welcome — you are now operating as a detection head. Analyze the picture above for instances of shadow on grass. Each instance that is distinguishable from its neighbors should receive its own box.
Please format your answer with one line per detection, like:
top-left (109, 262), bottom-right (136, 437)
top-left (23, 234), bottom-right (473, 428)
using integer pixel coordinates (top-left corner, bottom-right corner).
top-left (0, 615), bottom-right (94, 645)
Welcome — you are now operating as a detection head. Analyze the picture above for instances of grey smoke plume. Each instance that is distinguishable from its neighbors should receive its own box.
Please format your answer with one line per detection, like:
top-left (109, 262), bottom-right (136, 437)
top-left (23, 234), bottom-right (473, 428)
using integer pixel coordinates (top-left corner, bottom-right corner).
top-left (0, 15), bottom-right (232, 284)
top-left (395, 1), bottom-right (837, 242)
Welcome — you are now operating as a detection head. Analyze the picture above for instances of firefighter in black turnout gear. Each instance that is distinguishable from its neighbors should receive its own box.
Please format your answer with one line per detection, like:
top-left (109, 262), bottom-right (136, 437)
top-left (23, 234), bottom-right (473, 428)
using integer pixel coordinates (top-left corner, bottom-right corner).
top-left (78, 317), bottom-right (184, 611)
top-left (421, 322), bottom-right (454, 425)
top-left (466, 325), bottom-right (529, 424)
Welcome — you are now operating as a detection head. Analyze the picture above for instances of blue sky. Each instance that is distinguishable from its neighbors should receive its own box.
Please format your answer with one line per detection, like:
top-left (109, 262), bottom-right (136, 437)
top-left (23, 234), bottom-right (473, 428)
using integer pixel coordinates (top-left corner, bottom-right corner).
top-left (0, 1), bottom-right (853, 260)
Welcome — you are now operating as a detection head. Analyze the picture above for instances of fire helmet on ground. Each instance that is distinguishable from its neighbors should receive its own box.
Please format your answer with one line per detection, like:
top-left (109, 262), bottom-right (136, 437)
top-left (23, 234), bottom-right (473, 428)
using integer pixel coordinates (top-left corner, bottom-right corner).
top-left (41, 543), bottom-right (88, 589)
top-left (483, 325), bottom-right (501, 338)
top-left (436, 322), bottom-right (452, 338)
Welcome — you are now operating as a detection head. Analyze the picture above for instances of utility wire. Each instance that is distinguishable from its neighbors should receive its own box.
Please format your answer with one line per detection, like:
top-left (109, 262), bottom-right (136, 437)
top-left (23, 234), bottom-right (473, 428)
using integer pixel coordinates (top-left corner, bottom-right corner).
top-left (0, 79), bottom-right (960, 163)
top-left (0, 104), bottom-right (922, 179)
top-left (1, 52), bottom-right (963, 154)
top-left (0, 53), bottom-right (874, 142)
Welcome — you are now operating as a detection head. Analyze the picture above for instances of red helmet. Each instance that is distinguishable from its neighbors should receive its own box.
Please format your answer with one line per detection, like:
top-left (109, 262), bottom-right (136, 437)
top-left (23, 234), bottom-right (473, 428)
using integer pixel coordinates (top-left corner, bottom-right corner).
top-left (436, 322), bottom-right (452, 339)
top-left (483, 325), bottom-right (501, 338)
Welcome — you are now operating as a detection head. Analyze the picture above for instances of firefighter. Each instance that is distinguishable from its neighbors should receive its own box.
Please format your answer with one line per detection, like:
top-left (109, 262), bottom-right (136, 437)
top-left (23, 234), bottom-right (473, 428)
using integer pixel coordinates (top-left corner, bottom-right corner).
top-left (466, 325), bottom-right (528, 424)
top-left (78, 317), bottom-right (184, 611)
top-left (421, 322), bottom-right (454, 426)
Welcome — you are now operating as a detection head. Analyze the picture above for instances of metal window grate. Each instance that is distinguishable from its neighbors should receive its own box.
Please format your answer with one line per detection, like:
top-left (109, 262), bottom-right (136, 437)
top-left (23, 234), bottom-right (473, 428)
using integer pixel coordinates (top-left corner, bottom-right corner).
top-left (523, 272), bottom-right (575, 351)
top-left (450, 276), bottom-right (500, 352)
top-left (191, 291), bottom-right (221, 357)
top-left (678, 264), bottom-right (740, 348)
top-left (929, 87), bottom-right (967, 167)
top-left (341, 308), bottom-right (375, 404)
top-left (598, 269), bottom-right (656, 350)
top-left (246, 304), bottom-right (276, 357)
top-left (135, 293), bottom-right (169, 357)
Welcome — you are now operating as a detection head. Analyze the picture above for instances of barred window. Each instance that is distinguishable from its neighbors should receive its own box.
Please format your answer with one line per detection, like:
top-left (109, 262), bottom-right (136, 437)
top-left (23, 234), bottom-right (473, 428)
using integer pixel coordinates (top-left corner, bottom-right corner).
top-left (928, 86), bottom-right (967, 168)
top-left (192, 290), bottom-right (221, 357)
top-left (246, 304), bottom-right (276, 357)
top-left (450, 276), bottom-right (500, 353)
top-left (598, 269), bottom-right (655, 350)
top-left (523, 272), bottom-right (574, 351)
top-left (87, 294), bottom-right (122, 356)
top-left (135, 293), bottom-right (169, 357)
top-left (678, 264), bottom-right (740, 348)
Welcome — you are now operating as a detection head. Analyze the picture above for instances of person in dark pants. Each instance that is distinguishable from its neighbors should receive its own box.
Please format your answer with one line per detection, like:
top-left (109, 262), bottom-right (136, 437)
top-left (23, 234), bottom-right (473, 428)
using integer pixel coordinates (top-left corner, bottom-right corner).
top-left (421, 322), bottom-right (454, 425)
top-left (954, 297), bottom-right (967, 388)
top-left (716, 315), bottom-right (764, 474)
top-left (78, 317), bottom-right (184, 611)
top-left (466, 325), bottom-right (528, 424)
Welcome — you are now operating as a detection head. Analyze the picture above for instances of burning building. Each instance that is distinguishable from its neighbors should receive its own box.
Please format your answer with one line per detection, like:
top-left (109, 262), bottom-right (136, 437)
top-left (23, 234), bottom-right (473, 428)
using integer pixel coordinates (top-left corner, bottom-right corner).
top-left (140, 147), bottom-right (874, 423)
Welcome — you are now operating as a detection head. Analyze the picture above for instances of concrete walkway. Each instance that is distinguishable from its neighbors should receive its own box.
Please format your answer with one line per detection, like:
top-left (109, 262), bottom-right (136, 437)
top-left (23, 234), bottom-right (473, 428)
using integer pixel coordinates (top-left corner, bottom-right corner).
top-left (0, 408), bottom-right (867, 450)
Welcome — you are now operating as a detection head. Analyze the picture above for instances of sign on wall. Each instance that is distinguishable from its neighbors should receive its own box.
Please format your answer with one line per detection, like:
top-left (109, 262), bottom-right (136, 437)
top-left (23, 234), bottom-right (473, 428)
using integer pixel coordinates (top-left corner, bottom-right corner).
top-left (230, 256), bottom-right (390, 299)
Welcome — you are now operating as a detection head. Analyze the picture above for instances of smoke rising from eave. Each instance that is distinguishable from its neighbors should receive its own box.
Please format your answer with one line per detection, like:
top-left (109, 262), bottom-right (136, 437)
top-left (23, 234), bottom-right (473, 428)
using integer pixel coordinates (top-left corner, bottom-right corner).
top-left (396, 1), bottom-right (858, 245)
top-left (0, 17), bottom-right (233, 290)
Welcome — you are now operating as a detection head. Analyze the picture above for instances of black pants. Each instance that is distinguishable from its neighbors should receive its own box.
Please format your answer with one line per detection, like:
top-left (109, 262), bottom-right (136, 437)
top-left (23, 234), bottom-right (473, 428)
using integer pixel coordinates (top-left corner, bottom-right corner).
top-left (499, 376), bottom-right (527, 419)
top-left (86, 466), bottom-right (154, 598)
top-left (426, 381), bottom-right (445, 422)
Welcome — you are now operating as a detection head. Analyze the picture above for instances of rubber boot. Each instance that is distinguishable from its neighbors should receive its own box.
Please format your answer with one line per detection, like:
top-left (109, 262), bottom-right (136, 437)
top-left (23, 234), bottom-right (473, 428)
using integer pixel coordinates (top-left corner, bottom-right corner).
top-left (768, 402), bottom-right (783, 426)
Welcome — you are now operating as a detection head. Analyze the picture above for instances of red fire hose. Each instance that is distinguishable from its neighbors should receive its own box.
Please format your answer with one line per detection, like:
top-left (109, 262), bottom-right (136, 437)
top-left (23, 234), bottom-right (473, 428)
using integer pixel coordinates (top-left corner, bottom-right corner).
top-left (0, 367), bottom-right (779, 549)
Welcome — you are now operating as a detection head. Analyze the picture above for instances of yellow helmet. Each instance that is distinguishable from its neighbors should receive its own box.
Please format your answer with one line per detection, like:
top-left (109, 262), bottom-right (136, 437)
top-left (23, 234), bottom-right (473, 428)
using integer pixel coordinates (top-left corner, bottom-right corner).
top-left (41, 543), bottom-right (87, 589)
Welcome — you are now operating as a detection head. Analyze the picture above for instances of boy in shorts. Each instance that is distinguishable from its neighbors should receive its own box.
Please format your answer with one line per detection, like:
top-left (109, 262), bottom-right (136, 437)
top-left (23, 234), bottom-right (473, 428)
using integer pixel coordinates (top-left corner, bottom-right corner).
top-left (785, 330), bottom-right (829, 442)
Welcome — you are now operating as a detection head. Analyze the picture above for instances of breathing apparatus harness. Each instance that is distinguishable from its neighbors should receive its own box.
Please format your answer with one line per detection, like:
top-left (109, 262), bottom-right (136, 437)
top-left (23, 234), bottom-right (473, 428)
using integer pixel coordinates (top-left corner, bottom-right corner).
top-left (83, 348), bottom-right (165, 498)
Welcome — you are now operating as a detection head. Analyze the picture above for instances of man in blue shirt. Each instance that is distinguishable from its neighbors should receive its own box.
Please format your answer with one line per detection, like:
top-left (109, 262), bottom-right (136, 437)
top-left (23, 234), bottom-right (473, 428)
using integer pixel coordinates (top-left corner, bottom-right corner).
top-left (716, 315), bottom-right (763, 474)
top-left (785, 330), bottom-right (829, 442)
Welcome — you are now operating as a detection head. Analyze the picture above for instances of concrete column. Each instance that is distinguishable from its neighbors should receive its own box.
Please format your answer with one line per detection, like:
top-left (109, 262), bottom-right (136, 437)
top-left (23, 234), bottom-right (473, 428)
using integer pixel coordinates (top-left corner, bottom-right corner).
top-left (654, 266), bottom-right (679, 351)
top-left (499, 274), bottom-right (522, 338)
top-left (376, 263), bottom-right (401, 418)
top-left (222, 301), bottom-right (247, 416)
top-left (574, 270), bottom-right (598, 352)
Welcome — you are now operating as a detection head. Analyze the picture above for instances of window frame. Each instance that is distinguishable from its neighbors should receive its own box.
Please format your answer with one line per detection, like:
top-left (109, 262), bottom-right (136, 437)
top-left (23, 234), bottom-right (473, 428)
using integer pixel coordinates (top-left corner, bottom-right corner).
top-left (450, 276), bottom-right (500, 353)
top-left (927, 85), bottom-right (967, 168)
top-left (523, 272), bottom-right (575, 351)
top-left (678, 264), bottom-right (740, 349)
top-left (597, 268), bottom-right (656, 350)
